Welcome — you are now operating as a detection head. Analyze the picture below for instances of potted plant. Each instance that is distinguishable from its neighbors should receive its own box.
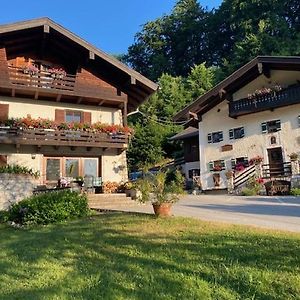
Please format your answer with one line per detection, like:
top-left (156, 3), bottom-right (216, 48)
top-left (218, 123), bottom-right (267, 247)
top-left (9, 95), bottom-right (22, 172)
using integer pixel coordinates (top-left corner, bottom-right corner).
top-left (135, 170), bottom-right (184, 217)
top-left (289, 152), bottom-right (298, 161)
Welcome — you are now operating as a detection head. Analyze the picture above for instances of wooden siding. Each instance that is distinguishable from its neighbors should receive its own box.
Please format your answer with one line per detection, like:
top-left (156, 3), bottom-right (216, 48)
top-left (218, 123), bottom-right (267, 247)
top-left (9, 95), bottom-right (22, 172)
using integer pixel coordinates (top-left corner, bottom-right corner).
top-left (0, 103), bottom-right (9, 122)
top-left (0, 48), bottom-right (9, 85)
top-left (183, 137), bottom-right (199, 163)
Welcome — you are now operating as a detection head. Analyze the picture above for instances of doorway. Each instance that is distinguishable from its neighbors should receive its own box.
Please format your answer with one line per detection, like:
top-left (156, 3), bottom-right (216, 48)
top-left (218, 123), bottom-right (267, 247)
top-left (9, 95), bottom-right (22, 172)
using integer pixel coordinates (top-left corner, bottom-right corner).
top-left (267, 147), bottom-right (284, 176)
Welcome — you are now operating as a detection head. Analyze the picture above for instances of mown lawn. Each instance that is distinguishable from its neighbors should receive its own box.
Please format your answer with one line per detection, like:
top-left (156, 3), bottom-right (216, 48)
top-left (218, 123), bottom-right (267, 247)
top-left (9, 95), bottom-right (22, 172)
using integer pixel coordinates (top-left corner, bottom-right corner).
top-left (0, 213), bottom-right (300, 300)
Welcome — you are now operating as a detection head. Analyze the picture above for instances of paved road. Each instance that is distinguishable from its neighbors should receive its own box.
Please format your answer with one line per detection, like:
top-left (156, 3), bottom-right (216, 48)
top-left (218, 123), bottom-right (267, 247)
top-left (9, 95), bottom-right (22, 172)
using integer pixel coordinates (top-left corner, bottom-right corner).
top-left (121, 195), bottom-right (300, 233)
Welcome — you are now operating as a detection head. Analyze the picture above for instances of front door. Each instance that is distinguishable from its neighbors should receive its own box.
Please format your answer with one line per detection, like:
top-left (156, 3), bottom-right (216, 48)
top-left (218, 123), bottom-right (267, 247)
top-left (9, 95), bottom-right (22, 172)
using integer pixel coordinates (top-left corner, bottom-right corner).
top-left (267, 147), bottom-right (284, 177)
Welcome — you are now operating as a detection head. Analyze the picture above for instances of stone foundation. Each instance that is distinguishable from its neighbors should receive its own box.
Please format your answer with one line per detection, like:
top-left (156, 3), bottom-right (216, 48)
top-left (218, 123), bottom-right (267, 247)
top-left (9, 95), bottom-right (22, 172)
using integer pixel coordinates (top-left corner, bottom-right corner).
top-left (0, 174), bottom-right (38, 210)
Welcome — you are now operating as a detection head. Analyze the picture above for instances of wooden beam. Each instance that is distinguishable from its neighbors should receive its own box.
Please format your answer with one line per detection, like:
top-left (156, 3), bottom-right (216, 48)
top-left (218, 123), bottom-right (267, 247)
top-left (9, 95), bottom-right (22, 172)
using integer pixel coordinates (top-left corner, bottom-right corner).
top-left (43, 25), bottom-right (50, 33)
top-left (76, 97), bottom-right (82, 104)
top-left (89, 51), bottom-right (95, 60)
top-left (56, 94), bottom-right (62, 102)
top-left (123, 101), bottom-right (128, 126)
top-left (11, 89), bottom-right (15, 97)
top-left (98, 100), bottom-right (105, 106)
top-left (131, 76), bottom-right (136, 85)
top-left (34, 91), bottom-right (39, 100)
top-left (258, 62), bottom-right (263, 74)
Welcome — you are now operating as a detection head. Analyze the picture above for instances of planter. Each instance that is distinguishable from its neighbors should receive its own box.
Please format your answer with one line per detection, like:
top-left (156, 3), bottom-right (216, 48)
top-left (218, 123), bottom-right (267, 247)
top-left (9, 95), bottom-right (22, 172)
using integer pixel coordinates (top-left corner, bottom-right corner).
top-left (213, 173), bottom-right (221, 187)
top-left (152, 203), bottom-right (172, 217)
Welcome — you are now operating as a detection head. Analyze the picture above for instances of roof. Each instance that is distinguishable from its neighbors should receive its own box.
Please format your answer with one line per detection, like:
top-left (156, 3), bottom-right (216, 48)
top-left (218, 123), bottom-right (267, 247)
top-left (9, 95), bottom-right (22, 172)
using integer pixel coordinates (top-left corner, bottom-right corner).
top-left (174, 56), bottom-right (300, 121)
top-left (169, 127), bottom-right (199, 141)
top-left (0, 18), bottom-right (158, 111)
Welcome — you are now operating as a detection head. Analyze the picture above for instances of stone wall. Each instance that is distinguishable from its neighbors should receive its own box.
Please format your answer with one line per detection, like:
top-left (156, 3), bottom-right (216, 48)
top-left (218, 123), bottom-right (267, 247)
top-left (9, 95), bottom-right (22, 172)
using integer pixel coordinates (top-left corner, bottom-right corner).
top-left (0, 174), bottom-right (38, 210)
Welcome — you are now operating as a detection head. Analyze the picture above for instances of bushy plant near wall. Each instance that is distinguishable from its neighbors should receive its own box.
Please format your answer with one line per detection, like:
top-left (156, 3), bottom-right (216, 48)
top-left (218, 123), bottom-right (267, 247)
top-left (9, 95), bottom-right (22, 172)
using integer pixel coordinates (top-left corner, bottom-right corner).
top-left (0, 164), bottom-right (40, 178)
top-left (7, 190), bottom-right (90, 225)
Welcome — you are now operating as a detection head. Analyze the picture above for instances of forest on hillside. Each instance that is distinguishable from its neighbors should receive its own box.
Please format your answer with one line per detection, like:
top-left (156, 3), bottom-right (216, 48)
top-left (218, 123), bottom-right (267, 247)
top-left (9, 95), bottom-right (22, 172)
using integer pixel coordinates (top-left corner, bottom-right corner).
top-left (124, 0), bottom-right (300, 171)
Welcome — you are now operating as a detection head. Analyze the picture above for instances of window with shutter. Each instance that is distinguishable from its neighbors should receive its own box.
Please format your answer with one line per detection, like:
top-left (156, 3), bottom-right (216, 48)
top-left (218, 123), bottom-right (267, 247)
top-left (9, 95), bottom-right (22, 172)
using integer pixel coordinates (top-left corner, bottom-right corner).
top-left (261, 122), bottom-right (267, 133)
top-left (229, 127), bottom-right (245, 139)
top-left (208, 162), bottom-right (214, 171)
top-left (231, 158), bottom-right (236, 169)
top-left (207, 133), bottom-right (212, 143)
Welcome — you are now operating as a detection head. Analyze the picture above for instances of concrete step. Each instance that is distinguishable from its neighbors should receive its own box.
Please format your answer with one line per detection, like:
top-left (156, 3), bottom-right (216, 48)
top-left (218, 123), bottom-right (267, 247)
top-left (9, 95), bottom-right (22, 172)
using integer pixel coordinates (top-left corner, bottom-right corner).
top-left (87, 193), bottom-right (137, 210)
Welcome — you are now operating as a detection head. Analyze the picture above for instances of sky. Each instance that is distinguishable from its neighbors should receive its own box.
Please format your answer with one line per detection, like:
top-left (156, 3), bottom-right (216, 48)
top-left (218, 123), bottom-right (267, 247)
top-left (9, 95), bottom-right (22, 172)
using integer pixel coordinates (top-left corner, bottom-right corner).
top-left (0, 0), bottom-right (221, 55)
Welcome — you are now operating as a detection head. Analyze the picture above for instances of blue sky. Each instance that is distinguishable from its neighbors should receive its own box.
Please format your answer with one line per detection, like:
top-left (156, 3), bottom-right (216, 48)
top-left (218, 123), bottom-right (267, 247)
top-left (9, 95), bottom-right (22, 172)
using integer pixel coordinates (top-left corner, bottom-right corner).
top-left (0, 0), bottom-right (221, 55)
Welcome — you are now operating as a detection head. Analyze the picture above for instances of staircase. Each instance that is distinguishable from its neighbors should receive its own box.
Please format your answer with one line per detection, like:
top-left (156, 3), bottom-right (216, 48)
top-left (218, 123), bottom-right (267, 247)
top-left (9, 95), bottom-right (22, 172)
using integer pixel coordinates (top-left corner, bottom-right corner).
top-left (234, 164), bottom-right (256, 189)
top-left (88, 193), bottom-right (137, 211)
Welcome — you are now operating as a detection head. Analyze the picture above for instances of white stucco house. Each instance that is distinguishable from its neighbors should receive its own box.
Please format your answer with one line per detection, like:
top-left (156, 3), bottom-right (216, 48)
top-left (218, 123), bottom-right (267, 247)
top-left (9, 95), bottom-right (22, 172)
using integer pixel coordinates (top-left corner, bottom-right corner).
top-left (174, 56), bottom-right (300, 192)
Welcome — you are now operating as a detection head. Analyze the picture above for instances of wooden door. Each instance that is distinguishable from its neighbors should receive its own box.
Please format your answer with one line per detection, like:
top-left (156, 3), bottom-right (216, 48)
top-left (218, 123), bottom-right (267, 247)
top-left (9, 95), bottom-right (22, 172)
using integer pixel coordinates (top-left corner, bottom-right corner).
top-left (267, 148), bottom-right (284, 176)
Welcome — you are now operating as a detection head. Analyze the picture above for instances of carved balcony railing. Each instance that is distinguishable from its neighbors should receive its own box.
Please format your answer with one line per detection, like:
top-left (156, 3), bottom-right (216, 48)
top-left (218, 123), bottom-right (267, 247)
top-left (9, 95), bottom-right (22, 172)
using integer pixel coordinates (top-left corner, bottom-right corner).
top-left (229, 84), bottom-right (300, 118)
top-left (8, 66), bottom-right (76, 92)
top-left (0, 127), bottom-right (128, 149)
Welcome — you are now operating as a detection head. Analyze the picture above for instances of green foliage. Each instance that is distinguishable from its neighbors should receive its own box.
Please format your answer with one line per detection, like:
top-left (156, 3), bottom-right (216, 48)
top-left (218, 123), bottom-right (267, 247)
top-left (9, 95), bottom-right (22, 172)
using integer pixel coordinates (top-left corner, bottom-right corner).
top-left (0, 211), bottom-right (9, 223)
top-left (125, 0), bottom-right (300, 81)
top-left (290, 188), bottom-right (300, 196)
top-left (0, 164), bottom-right (40, 178)
top-left (135, 170), bottom-right (185, 204)
top-left (240, 187), bottom-right (258, 196)
top-left (7, 190), bottom-right (90, 225)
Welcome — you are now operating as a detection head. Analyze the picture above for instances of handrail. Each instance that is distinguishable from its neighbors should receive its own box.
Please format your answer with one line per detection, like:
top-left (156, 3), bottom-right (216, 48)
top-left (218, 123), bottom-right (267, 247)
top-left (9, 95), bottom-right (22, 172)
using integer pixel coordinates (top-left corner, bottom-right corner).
top-left (229, 84), bottom-right (300, 117)
top-left (0, 127), bottom-right (128, 149)
top-left (234, 164), bottom-right (256, 188)
top-left (8, 66), bottom-right (76, 92)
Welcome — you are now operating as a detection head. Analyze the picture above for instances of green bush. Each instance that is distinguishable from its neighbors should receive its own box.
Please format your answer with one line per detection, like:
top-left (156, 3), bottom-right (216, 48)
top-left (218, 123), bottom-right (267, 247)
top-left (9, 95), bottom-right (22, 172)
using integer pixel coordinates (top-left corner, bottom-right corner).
top-left (8, 190), bottom-right (90, 225)
top-left (0, 211), bottom-right (9, 223)
top-left (0, 164), bottom-right (40, 178)
top-left (240, 187), bottom-right (258, 196)
top-left (290, 188), bottom-right (300, 196)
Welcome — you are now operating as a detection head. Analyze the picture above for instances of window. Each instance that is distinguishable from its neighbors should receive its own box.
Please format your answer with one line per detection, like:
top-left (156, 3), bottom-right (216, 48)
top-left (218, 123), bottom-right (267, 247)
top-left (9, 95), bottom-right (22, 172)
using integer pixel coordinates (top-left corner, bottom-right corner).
top-left (65, 110), bottom-right (82, 123)
top-left (208, 131), bottom-right (223, 143)
top-left (188, 169), bottom-right (200, 179)
top-left (231, 157), bottom-right (249, 171)
top-left (229, 127), bottom-right (245, 140)
top-left (208, 160), bottom-right (225, 172)
top-left (46, 158), bottom-right (61, 181)
top-left (261, 120), bottom-right (281, 133)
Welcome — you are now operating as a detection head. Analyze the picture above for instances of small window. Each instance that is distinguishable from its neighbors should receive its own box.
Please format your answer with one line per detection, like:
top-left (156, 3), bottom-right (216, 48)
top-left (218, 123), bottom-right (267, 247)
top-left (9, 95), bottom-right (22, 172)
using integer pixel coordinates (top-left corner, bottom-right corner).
top-left (65, 111), bottom-right (82, 123)
top-left (261, 120), bottom-right (281, 133)
top-left (231, 157), bottom-right (249, 171)
top-left (188, 169), bottom-right (200, 179)
top-left (208, 131), bottom-right (223, 143)
top-left (209, 160), bottom-right (225, 172)
top-left (229, 127), bottom-right (245, 140)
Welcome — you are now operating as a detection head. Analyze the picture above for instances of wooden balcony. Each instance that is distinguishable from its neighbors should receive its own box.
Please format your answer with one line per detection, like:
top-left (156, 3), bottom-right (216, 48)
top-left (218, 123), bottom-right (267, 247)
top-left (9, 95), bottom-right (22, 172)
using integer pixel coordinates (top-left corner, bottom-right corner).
top-left (0, 127), bottom-right (128, 150)
top-left (8, 66), bottom-right (76, 92)
top-left (229, 84), bottom-right (300, 118)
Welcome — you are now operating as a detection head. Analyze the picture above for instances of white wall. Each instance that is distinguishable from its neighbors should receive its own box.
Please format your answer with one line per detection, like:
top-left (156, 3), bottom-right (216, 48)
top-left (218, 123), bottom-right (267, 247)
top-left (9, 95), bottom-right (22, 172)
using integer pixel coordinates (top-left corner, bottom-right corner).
top-left (199, 70), bottom-right (300, 190)
top-left (0, 96), bottom-right (122, 125)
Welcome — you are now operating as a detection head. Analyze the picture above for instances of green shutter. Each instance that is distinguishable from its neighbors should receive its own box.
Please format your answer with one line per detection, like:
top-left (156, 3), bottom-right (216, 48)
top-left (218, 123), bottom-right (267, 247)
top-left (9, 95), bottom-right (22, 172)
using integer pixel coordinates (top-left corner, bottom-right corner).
top-left (276, 120), bottom-right (281, 131)
top-left (207, 133), bottom-right (212, 143)
top-left (229, 129), bottom-right (234, 140)
top-left (231, 158), bottom-right (236, 169)
top-left (208, 162), bottom-right (214, 172)
top-left (219, 131), bottom-right (224, 142)
top-left (221, 160), bottom-right (226, 169)
top-left (261, 122), bottom-right (267, 134)
top-left (241, 127), bottom-right (245, 138)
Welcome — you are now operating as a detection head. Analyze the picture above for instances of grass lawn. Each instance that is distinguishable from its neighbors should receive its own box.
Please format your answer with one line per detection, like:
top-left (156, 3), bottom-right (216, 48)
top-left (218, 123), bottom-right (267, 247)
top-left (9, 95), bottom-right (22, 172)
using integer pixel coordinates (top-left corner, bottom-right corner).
top-left (0, 213), bottom-right (300, 300)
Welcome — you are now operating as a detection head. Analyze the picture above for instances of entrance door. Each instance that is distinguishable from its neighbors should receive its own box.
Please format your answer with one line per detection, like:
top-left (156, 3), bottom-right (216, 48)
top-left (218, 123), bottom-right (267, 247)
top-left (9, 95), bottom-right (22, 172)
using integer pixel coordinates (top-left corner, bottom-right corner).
top-left (267, 147), bottom-right (284, 176)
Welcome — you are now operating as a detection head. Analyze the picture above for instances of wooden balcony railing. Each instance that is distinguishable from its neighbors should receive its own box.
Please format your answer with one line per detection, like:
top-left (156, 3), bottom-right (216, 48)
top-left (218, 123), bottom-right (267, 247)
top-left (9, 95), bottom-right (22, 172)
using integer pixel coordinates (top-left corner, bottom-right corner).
top-left (8, 66), bottom-right (76, 92)
top-left (262, 162), bottom-right (292, 178)
top-left (0, 127), bottom-right (128, 149)
top-left (229, 84), bottom-right (300, 118)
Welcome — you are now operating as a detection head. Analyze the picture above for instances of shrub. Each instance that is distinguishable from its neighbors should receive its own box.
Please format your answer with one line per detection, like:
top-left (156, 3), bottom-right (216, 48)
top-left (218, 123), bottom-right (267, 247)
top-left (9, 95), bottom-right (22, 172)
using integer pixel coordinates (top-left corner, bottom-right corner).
top-left (8, 190), bottom-right (90, 225)
top-left (240, 187), bottom-right (258, 196)
top-left (0, 211), bottom-right (9, 223)
top-left (290, 188), bottom-right (300, 196)
top-left (0, 164), bottom-right (40, 178)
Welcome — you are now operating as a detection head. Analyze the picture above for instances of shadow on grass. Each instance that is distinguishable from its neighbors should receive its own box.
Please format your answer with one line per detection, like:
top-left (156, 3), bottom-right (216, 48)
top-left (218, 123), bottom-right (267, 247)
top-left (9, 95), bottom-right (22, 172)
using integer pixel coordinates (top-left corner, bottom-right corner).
top-left (0, 213), bottom-right (299, 299)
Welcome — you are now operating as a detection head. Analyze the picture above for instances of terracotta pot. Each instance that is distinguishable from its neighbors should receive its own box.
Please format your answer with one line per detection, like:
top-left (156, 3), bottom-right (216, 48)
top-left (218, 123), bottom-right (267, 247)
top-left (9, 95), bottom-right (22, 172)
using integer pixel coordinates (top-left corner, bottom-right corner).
top-left (152, 203), bottom-right (172, 217)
